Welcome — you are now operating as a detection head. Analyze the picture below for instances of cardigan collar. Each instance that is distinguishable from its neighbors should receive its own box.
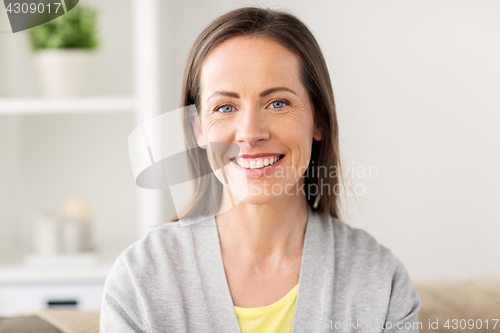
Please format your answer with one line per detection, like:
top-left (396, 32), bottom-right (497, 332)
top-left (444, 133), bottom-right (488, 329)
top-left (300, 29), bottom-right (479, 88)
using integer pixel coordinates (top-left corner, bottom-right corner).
top-left (190, 204), bottom-right (335, 333)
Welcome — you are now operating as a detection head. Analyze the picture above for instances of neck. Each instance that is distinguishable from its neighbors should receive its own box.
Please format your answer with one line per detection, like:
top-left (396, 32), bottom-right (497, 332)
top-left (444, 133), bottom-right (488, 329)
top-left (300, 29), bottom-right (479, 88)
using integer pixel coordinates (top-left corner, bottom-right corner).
top-left (215, 188), bottom-right (309, 265)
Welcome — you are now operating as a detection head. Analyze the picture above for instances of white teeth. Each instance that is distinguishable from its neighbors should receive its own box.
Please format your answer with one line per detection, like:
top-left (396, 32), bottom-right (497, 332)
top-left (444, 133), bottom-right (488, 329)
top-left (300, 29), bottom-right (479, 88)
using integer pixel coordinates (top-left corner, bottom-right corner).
top-left (235, 156), bottom-right (282, 169)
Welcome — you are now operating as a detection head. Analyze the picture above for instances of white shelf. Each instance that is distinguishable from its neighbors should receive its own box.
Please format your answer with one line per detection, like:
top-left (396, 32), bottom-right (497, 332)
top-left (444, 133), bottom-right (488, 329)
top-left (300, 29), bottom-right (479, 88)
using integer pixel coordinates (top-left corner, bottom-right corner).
top-left (0, 253), bottom-right (112, 285)
top-left (0, 96), bottom-right (136, 115)
top-left (0, 265), bottom-right (112, 285)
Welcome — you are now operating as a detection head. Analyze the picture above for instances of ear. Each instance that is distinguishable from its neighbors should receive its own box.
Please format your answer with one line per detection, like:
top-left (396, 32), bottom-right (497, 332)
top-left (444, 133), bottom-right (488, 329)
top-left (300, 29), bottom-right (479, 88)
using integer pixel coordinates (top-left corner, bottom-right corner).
top-left (313, 123), bottom-right (322, 141)
top-left (192, 116), bottom-right (207, 149)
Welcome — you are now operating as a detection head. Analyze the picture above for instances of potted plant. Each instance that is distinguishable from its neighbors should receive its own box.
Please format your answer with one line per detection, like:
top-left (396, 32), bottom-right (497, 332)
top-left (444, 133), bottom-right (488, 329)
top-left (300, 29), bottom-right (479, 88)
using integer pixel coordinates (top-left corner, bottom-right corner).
top-left (28, 5), bottom-right (99, 97)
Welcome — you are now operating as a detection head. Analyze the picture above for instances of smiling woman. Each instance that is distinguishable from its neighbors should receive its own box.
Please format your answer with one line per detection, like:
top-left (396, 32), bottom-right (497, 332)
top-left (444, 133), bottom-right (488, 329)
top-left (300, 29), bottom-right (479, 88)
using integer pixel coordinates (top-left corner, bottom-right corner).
top-left (196, 35), bottom-right (323, 216)
top-left (100, 7), bottom-right (421, 333)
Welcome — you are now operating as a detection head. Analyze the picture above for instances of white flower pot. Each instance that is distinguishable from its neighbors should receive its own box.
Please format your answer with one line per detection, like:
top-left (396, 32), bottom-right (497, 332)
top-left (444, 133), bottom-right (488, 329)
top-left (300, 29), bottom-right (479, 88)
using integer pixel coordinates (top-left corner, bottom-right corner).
top-left (35, 49), bottom-right (93, 97)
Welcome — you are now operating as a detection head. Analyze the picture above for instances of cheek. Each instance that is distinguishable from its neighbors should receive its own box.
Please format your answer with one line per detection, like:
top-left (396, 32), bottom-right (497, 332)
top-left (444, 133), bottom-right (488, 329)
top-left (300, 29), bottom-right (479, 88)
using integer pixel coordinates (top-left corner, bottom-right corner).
top-left (284, 106), bottom-right (315, 131)
top-left (275, 113), bottom-right (315, 145)
top-left (201, 113), bottom-right (220, 134)
top-left (276, 130), bottom-right (312, 161)
top-left (202, 117), bottom-right (233, 143)
top-left (282, 129), bottom-right (314, 167)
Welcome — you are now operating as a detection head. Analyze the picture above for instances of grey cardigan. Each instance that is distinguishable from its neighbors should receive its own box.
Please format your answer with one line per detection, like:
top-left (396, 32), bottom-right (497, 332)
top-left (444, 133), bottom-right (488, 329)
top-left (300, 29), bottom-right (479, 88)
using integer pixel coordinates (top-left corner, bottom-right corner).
top-left (100, 205), bottom-right (421, 332)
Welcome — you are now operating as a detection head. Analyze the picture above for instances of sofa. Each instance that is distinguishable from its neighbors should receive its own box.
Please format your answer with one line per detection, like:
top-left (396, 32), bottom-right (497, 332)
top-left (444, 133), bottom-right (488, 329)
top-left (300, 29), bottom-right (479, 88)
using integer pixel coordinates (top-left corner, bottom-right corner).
top-left (1, 274), bottom-right (499, 333)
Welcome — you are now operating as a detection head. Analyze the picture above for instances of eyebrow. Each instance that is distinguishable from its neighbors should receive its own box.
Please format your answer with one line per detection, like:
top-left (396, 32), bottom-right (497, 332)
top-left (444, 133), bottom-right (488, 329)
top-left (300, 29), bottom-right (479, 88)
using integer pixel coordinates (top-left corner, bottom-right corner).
top-left (206, 87), bottom-right (297, 102)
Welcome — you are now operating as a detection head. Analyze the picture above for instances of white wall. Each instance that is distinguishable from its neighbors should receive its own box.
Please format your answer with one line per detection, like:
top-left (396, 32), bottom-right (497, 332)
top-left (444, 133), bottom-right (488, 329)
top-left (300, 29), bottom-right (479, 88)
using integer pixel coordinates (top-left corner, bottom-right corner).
top-left (160, 0), bottom-right (500, 279)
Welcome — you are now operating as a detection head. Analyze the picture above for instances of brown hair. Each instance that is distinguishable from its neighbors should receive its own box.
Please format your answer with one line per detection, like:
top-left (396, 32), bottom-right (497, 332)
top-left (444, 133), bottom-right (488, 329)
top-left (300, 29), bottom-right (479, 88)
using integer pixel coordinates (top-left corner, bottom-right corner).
top-left (170, 6), bottom-right (347, 221)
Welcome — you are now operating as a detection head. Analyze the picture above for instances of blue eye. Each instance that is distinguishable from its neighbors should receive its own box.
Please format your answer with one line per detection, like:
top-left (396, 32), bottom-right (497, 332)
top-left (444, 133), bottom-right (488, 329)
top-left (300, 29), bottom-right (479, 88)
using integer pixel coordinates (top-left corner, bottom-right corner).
top-left (216, 105), bottom-right (234, 113)
top-left (269, 100), bottom-right (287, 109)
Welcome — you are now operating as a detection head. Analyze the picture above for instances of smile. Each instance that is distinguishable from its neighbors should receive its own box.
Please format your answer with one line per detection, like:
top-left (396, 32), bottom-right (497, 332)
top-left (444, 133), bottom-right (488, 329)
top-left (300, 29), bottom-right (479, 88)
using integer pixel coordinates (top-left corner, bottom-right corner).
top-left (231, 155), bottom-right (285, 169)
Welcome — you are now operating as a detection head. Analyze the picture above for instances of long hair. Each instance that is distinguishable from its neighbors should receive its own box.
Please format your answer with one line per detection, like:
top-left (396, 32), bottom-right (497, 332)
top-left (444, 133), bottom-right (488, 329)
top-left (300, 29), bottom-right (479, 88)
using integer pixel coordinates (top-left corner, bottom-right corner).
top-left (169, 7), bottom-right (347, 221)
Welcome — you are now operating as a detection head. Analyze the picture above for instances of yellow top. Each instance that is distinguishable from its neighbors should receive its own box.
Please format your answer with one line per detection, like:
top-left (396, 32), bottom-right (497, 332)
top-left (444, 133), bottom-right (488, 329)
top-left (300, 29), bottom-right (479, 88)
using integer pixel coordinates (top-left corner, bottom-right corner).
top-left (234, 284), bottom-right (299, 333)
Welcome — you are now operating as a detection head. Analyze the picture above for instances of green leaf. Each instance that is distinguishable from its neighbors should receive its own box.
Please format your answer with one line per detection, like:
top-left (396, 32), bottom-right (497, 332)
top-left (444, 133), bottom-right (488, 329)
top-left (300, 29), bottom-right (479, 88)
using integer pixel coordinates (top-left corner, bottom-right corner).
top-left (28, 4), bottom-right (99, 51)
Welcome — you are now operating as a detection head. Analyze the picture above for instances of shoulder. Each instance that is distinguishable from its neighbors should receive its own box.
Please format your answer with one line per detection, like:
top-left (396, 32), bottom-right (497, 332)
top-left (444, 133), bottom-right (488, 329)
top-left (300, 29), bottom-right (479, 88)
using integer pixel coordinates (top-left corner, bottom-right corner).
top-left (108, 215), bottom-right (212, 280)
top-left (322, 214), bottom-right (409, 282)
top-left (322, 215), bottom-right (421, 324)
top-left (101, 216), bottom-right (216, 332)
top-left (327, 216), bottom-right (392, 263)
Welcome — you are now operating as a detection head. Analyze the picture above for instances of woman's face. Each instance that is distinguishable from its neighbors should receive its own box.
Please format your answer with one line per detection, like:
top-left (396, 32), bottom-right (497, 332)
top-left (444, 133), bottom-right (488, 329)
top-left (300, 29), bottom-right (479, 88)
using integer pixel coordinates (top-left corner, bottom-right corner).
top-left (197, 36), bottom-right (322, 207)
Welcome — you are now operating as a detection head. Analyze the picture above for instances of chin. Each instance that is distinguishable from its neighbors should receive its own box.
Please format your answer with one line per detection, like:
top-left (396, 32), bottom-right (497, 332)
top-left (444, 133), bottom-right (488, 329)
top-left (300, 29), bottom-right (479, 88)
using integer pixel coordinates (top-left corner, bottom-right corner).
top-left (238, 194), bottom-right (280, 207)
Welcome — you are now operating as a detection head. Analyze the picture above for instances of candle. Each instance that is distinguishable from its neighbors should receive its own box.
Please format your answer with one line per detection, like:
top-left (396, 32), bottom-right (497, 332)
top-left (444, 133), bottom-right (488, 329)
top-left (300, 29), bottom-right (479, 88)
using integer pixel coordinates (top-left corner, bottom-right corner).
top-left (33, 213), bottom-right (60, 255)
top-left (61, 197), bottom-right (93, 252)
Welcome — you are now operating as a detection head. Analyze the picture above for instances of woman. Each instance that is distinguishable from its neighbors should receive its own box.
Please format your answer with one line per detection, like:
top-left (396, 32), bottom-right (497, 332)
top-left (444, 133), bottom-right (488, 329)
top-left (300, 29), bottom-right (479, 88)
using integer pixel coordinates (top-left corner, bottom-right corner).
top-left (101, 7), bottom-right (421, 333)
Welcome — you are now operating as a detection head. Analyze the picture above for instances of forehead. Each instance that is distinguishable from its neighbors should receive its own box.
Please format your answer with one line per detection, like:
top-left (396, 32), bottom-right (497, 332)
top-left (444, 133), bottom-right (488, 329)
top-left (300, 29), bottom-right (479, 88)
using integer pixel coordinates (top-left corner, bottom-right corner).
top-left (200, 36), bottom-right (302, 95)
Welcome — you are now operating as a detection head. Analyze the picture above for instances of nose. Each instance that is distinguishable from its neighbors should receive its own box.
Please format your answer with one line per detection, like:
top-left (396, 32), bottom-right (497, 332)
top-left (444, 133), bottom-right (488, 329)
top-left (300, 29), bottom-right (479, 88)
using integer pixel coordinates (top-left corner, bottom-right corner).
top-left (235, 107), bottom-right (270, 146)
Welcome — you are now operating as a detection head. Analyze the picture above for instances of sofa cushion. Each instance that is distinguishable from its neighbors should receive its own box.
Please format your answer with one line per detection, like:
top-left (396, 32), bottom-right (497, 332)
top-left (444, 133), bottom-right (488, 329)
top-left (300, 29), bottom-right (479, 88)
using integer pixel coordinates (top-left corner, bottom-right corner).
top-left (0, 315), bottom-right (62, 333)
top-left (414, 274), bottom-right (500, 333)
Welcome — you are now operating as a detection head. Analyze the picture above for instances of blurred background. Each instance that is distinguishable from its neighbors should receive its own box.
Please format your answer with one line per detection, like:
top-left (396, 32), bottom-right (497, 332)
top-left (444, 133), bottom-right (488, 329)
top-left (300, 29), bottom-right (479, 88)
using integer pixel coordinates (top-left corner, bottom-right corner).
top-left (0, 0), bottom-right (499, 326)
